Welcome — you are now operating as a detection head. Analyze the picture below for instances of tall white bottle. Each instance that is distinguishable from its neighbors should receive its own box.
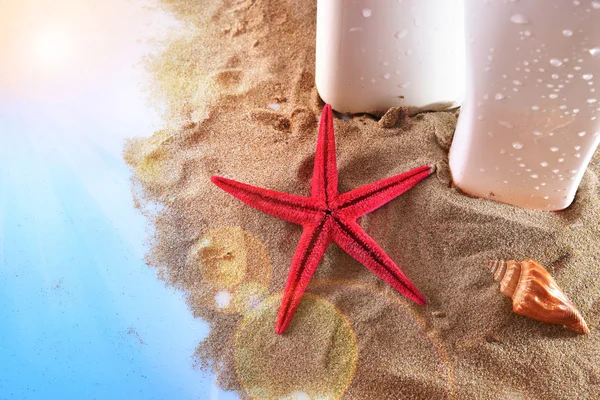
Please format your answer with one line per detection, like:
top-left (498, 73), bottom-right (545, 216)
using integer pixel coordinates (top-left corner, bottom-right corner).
top-left (316, 0), bottom-right (465, 114)
top-left (449, 0), bottom-right (600, 210)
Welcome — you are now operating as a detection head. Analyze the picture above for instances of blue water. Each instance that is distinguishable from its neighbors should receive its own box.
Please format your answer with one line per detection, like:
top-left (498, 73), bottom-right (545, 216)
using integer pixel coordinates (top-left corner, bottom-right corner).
top-left (0, 98), bottom-right (240, 400)
top-left (0, 5), bottom-right (239, 397)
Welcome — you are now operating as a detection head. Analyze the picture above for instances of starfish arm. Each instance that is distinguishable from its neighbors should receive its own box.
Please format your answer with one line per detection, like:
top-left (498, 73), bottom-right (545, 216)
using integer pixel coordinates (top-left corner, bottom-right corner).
top-left (331, 217), bottom-right (426, 306)
top-left (311, 104), bottom-right (339, 205)
top-left (211, 176), bottom-right (321, 225)
top-left (334, 165), bottom-right (432, 219)
top-left (276, 217), bottom-right (333, 334)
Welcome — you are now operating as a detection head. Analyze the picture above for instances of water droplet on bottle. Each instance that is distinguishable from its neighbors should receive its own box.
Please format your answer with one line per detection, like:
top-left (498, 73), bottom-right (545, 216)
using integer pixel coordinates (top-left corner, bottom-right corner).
top-left (551, 74), bottom-right (559, 79)
top-left (531, 174), bottom-right (539, 179)
top-left (543, 196), bottom-right (550, 200)
top-left (583, 74), bottom-right (593, 80)
top-left (362, 8), bottom-right (372, 17)
top-left (562, 29), bottom-right (573, 37)
top-left (510, 14), bottom-right (529, 24)
top-left (503, 180), bottom-right (509, 184)
top-left (519, 163), bottom-right (526, 168)
top-left (513, 80), bottom-right (523, 86)
top-left (578, 131), bottom-right (586, 137)
top-left (394, 29), bottom-right (408, 39)
top-left (349, 27), bottom-right (363, 32)
top-left (512, 141), bottom-right (524, 149)
top-left (552, 169), bottom-right (560, 173)
top-left (532, 130), bottom-right (543, 136)
top-left (550, 58), bottom-right (563, 67)
top-left (589, 47), bottom-right (600, 58)
top-left (479, 168), bottom-right (486, 173)
top-left (558, 158), bottom-right (565, 162)
top-left (575, 145), bottom-right (581, 150)
top-left (494, 93), bottom-right (505, 100)
top-left (570, 169), bottom-right (578, 174)
top-left (500, 120), bottom-right (515, 129)
top-left (549, 94), bottom-right (559, 99)
top-left (541, 161), bottom-right (549, 167)
top-left (531, 105), bottom-right (540, 111)
top-left (593, 1), bottom-right (600, 9)
top-left (575, 153), bottom-right (581, 158)
top-left (397, 82), bottom-right (410, 88)
top-left (383, 73), bottom-right (391, 80)
top-left (405, 49), bottom-right (413, 56)
top-left (587, 98), bottom-right (597, 104)
top-left (551, 147), bottom-right (559, 152)
top-left (413, 17), bottom-right (420, 27)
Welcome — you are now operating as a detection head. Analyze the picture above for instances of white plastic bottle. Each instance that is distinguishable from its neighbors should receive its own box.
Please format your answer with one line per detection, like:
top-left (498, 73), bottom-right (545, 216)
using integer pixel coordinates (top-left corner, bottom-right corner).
top-left (449, 0), bottom-right (600, 210)
top-left (316, 0), bottom-right (465, 114)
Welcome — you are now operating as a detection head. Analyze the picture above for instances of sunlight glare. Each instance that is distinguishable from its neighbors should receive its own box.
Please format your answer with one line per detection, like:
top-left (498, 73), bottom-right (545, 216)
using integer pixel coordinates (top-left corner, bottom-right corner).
top-left (0, 0), bottom-right (177, 102)
top-left (29, 28), bottom-right (74, 69)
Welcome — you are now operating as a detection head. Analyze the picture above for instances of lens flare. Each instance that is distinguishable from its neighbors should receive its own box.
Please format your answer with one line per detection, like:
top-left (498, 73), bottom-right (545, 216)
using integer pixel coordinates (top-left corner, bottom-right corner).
top-left (233, 294), bottom-right (358, 400)
top-left (186, 226), bottom-right (272, 314)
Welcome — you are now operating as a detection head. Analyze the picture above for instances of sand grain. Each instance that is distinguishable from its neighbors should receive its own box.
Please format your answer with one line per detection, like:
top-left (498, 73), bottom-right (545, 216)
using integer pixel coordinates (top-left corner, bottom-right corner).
top-left (125, 1), bottom-right (600, 399)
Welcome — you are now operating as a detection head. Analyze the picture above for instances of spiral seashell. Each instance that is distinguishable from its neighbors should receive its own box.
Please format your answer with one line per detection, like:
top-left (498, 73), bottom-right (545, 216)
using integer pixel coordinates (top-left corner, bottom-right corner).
top-left (486, 259), bottom-right (589, 335)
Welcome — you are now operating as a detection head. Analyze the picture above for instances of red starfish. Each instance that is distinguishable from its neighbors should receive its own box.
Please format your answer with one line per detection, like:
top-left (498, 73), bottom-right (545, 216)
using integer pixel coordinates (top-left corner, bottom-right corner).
top-left (211, 104), bottom-right (432, 334)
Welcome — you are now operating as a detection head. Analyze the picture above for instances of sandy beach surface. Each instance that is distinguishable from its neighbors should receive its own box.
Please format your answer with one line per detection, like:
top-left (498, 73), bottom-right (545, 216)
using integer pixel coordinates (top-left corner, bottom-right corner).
top-left (125, 1), bottom-right (600, 398)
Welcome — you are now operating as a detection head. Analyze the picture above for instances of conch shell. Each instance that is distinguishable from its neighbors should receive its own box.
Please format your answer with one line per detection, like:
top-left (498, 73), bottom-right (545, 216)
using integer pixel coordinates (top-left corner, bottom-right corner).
top-left (486, 259), bottom-right (589, 335)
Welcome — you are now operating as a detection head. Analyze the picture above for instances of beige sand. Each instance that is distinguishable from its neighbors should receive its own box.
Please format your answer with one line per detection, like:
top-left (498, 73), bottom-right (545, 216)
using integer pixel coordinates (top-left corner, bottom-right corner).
top-left (125, 1), bottom-right (600, 398)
